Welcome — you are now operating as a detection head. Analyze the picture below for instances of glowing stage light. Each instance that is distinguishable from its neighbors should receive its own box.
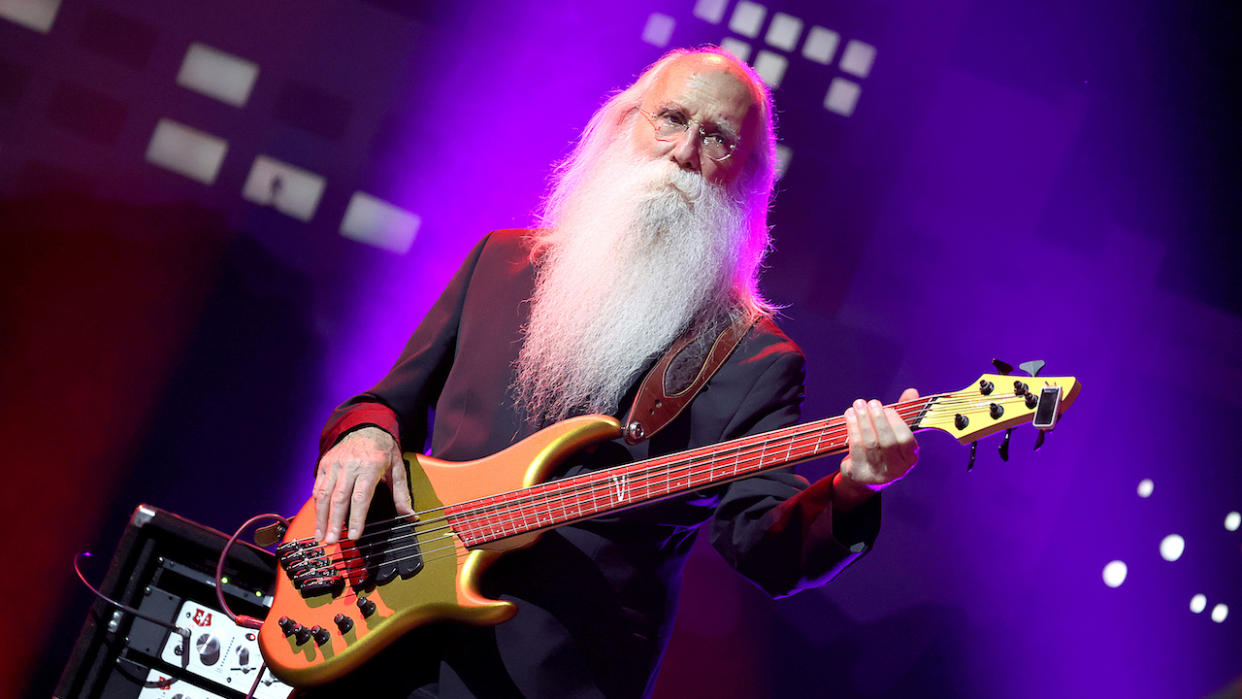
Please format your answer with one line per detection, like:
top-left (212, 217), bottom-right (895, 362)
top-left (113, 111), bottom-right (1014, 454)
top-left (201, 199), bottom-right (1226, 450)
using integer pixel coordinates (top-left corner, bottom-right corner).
top-left (720, 37), bottom-right (752, 63)
top-left (729, 1), bottom-right (766, 39)
top-left (241, 156), bottom-right (326, 222)
top-left (775, 144), bottom-right (792, 179)
top-left (693, 0), bottom-right (727, 24)
top-left (1159, 534), bottom-right (1185, 562)
top-left (1102, 560), bottom-right (1127, 588)
top-left (1211, 604), bottom-right (1228, 623)
top-left (176, 42), bottom-right (260, 108)
top-left (145, 118), bottom-right (228, 185)
top-left (1137, 478), bottom-right (1154, 498)
top-left (1225, 511), bottom-right (1240, 532)
top-left (803, 26), bottom-right (840, 65)
top-left (0, 0), bottom-right (61, 33)
top-left (840, 40), bottom-right (877, 79)
top-left (765, 13), bottom-right (803, 52)
top-left (340, 192), bottom-right (419, 254)
top-left (642, 13), bottom-right (675, 48)
top-left (753, 51), bottom-right (787, 87)
top-left (824, 78), bottom-right (861, 117)
top-left (1190, 594), bottom-right (1206, 614)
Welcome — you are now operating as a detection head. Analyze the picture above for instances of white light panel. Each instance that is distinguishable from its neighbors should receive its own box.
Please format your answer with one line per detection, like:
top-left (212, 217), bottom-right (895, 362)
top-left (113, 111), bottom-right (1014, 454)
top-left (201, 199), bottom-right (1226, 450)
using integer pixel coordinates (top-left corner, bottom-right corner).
top-left (0, 0), bottom-right (62, 33)
top-left (774, 143), bottom-right (792, 180)
top-left (145, 118), bottom-right (228, 185)
top-left (840, 39), bottom-right (877, 79)
top-left (765, 12), bottom-right (802, 51)
top-left (693, 0), bottom-right (727, 24)
top-left (176, 42), bottom-right (260, 108)
top-left (1225, 511), bottom-right (1240, 531)
top-left (1102, 560), bottom-right (1126, 588)
top-left (803, 26), bottom-right (840, 65)
top-left (1159, 533), bottom-right (1184, 562)
top-left (1190, 594), bottom-right (1207, 614)
top-left (241, 156), bottom-right (326, 222)
top-left (720, 37), bottom-right (752, 63)
top-left (824, 78), bottom-right (861, 117)
top-left (642, 13), bottom-right (675, 47)
top-left (1211, 604), bottom-right (1229, 623)
top-left (340, 192), bottom-right (419, 254)
top-left (1137, 478), bottom-right (1153, 497)
top-left (728, 1), bottom-right (766, 38)
top-left (753, 50), bottom-right (787, 87)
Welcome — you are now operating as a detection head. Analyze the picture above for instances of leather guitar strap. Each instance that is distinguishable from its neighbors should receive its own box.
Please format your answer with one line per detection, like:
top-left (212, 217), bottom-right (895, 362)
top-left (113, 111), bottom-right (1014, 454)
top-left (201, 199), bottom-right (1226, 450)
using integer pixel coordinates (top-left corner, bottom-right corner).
top-left (622, 313), bottom-right (754, 445)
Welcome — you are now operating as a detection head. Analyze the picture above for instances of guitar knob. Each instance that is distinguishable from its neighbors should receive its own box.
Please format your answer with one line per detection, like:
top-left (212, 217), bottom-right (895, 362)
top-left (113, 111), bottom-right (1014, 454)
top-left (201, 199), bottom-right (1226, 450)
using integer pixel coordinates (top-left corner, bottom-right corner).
top-left (954, 414), bottom-right (969, 430)
top-left (311, 625), bottom-right (331, 646)
top-left (357, 596), bottom-right (377, 618)
top-left (1025, 392), bottom-right (1038, 408)
top-left (334, 613), bottom-right (355, 634)
top-left (278, 616), bottom-right (295, 636)
top-left (989, 403), bottom-right (1003, 419)
top-left (294, 626), bottom-right (312, 645)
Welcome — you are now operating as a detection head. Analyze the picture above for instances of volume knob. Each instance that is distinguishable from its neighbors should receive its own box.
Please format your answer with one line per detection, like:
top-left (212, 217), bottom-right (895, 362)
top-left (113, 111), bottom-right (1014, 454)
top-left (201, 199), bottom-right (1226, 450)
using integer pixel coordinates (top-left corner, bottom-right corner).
top-left (334, 613), bottom-right (355, 633)
top-left (357, 596), bottom-right (377, 618)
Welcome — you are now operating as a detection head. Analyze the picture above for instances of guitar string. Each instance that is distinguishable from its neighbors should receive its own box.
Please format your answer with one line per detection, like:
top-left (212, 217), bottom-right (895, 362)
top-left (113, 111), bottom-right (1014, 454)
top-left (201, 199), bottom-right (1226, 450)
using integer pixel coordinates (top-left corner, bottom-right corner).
top-left (302, 396), bottom-right (938, 553)
top-left (301, 392), bottom-right (1023, 567)
top-left (292, 395), bottom-right (1032, 579)
top-left (310, 391), bottom-right (969, 546)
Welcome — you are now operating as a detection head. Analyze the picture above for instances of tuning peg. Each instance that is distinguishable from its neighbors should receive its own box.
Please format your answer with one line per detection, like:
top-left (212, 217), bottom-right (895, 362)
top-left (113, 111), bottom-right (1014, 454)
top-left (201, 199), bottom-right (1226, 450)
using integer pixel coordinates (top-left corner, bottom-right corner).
top-left (992, 359), bottom-right (1014, 376)
top-left (1034, 430), bottom-right (1046, 452)
top-left (1018, 360), bottom-right (1046, 378)
top-left (998, 428), bottom-right (1013, 462)
top-left (967, 441), bottom-right (977, 471)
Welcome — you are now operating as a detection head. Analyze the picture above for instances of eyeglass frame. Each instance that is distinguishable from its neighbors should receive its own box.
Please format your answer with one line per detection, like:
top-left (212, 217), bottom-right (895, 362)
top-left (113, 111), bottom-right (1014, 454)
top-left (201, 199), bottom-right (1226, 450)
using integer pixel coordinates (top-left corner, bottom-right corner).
top-left (640, 109), bottom-right (740, 163)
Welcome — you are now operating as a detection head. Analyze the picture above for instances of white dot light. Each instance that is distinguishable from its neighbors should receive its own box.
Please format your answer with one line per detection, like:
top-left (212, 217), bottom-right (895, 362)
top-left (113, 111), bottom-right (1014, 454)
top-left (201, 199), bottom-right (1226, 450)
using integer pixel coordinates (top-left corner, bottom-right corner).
top-left (802, 26), bottom-right (840, 65)
top-left (0, 0), bottom-right (62, 33)
top-left (641, 13), bottom-right (675, 47)
top-left (753, 50), bottom-right (788, 87)
top-left (824, 78), bottom-right (861, 117)
top-left (1137, 479), bottom-right (1154, 498)
top-left (728, 1), bottom-right (766, 38)
top-left (765, 12), bottom-right (803, 51)
top-left (1211, 604), bottom-right (1229, 623)
top-left (1190, 594), bottom-right (1207, 613)
top-left (144, 118), bottom-right (229, 185)
top-left (720, 37), bottom-right (752, 63)
top-left (1159, 534), bottom-right (1185, 562)
top-left (693, 0), bottom-right (727, 24)
top-left (340, 192), bottom-right (419, 254)
top-left (839, 39), bottom-right (877, 79)
top-left (1226, 511), bottom-right (1240, 531)
top-left (1102, 560), bottom-right (1127, 588)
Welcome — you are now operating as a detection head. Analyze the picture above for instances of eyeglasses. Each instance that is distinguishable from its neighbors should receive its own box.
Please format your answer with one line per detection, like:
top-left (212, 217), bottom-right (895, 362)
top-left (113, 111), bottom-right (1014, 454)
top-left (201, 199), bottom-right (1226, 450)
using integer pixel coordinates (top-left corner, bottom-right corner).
top-left (642, 109), bottom-right (739, 162)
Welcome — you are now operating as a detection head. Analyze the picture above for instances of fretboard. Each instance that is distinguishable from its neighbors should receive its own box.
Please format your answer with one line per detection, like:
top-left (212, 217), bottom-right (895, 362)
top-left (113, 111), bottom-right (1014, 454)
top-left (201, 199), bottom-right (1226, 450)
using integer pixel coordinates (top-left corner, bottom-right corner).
top-left (445, 396), bottom-right (933, 547)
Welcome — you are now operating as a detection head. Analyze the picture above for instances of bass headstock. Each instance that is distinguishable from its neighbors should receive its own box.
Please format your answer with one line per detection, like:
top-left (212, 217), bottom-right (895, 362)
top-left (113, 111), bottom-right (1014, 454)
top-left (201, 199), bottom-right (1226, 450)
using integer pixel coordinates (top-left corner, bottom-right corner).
top-left (914, 364), bottom-right (1081, 470)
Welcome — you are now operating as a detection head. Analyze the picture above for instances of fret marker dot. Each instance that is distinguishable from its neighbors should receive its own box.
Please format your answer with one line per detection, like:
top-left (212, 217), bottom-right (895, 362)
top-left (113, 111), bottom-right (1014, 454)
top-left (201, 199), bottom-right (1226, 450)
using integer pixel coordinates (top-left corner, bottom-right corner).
top-left (1190, 594), bottom-right (1207, 614)
top-left (1102, 560), bottom-right (1127, 588)
top-left (1159, 534), bottom-right (1185, 562)
top-left (1137, 479), bottom-right (1153, 498)
top-left (1226, 511), bottom-right (1240, 531)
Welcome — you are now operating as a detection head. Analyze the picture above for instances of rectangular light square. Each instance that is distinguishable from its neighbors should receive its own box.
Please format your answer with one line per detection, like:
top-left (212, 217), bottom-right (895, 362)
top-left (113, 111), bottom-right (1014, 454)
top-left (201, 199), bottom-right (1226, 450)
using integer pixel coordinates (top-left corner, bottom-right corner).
top-left (340, 192), bottom-right (419, 254)
top-left (765, 12), bottom-right (802, 51)
top-left (720, 37), bottom-right (752, 63)
top-left (753, 50), bottom-right (787, 88)
top-left (642, 13), bottom-right (675, 47)
top-left (840, 39), bottom-right (877, 78)
top-left (176, 42), bottom-right (259, 108)
top-left (824, 78), bottom-right (861, 117)
top-left (693, 0), bottom-right (727, 24)
top-left (145, 118), bottom-right (228, 185)
top-left (241, 155), bottom-right (326, 222)
top-left (775, 144), bottom-right (792, 180)
top-left (728, 1), bottom-right (765, 38)
top-left (803, 26), bottom-right (840, 65)
top-left (0, 0), bottom-right (62, 33)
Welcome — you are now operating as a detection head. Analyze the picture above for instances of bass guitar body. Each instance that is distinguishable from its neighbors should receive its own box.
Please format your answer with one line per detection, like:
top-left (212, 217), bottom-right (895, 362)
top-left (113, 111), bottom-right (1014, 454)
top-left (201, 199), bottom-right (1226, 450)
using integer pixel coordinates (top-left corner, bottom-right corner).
top-left (257, 415), bottom-right (623, 688)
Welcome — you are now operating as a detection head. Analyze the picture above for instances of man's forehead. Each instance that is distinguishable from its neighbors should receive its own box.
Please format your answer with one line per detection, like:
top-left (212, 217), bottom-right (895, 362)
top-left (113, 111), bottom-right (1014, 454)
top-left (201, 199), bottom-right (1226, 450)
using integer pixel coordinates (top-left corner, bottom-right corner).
top-left (648, 55), bottom-right (759, 122)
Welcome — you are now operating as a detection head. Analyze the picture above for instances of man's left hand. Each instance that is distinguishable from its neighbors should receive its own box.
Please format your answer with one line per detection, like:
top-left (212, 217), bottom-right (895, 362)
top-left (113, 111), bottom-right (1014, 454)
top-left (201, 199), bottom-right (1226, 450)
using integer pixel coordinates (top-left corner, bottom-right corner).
top-left (839, 387), bottom-right (920, 493)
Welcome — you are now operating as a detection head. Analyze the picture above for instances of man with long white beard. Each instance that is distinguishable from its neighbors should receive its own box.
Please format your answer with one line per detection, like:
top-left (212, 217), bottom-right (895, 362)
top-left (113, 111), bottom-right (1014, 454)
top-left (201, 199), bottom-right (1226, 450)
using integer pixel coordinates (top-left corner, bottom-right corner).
top-left (303, 48), bottom-right (919, 698)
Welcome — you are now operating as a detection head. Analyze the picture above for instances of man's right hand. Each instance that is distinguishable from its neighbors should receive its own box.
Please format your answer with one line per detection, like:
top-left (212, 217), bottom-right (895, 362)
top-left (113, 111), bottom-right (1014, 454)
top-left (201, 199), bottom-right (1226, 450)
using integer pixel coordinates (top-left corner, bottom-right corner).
top-left (313, 426), bottom-right (414, 544)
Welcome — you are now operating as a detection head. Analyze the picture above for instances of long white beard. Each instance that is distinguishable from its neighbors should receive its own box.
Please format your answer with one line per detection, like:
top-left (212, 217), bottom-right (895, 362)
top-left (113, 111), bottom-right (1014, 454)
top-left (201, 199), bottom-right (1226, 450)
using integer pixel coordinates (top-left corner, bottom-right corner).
top-left (513, 140), bottom-right (749, 426)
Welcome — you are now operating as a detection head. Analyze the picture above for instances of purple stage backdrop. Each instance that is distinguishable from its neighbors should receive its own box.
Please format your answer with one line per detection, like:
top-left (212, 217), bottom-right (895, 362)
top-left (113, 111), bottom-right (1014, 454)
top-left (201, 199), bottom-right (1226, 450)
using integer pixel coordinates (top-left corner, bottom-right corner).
top-left (2, 0), bottom-right (1239, 697)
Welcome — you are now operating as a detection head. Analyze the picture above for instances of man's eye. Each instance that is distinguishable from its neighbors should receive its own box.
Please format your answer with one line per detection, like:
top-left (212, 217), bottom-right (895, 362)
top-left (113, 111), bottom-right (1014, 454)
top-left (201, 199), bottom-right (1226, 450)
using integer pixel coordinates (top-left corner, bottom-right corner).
top-left (659, 111), bottom-right (688, 126)
top-left (703, 132), bottom-right (730, 148)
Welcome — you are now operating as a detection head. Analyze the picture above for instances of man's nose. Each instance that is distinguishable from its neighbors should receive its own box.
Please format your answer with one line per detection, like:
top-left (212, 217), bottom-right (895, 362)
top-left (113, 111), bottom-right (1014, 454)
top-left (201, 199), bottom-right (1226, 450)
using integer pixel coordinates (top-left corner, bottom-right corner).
top-left (668, 129), bottom-right (700, 172)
